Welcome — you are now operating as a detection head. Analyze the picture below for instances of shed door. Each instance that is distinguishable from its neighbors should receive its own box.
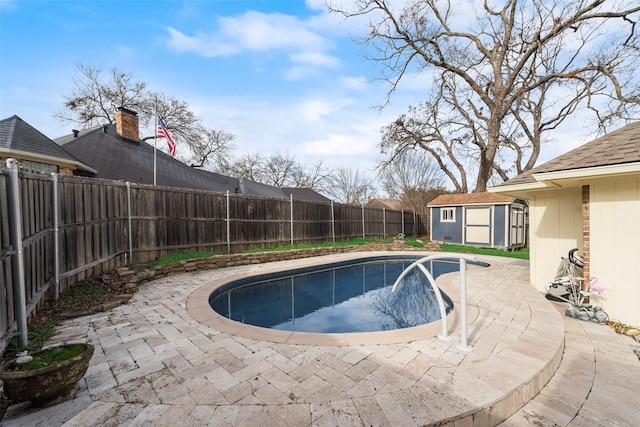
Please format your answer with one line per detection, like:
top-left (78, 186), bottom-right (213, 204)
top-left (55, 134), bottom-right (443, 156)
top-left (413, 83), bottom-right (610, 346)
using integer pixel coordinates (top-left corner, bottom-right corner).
top-left (510, 206), bottom-right (525, 246)
top-left (464, 207), bottom-right (492, 246)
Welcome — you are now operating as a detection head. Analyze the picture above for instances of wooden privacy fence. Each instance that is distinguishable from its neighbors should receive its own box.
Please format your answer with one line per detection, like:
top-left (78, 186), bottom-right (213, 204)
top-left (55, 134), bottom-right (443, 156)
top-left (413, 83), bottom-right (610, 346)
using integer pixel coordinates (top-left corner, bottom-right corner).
top-left (0, 162), bottom-right (422, 351)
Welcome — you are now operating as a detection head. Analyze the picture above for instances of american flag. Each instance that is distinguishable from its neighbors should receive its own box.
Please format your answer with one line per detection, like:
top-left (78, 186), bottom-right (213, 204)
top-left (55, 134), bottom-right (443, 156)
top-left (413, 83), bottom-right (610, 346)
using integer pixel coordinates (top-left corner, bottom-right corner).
top-left (157, 115), bottom-right (176, 157)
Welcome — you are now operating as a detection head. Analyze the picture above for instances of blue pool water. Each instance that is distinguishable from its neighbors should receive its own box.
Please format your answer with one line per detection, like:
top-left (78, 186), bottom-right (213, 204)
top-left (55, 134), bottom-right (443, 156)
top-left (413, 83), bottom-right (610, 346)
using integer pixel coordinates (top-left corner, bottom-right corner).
top-left (209, 256), bottom-right (478, 333)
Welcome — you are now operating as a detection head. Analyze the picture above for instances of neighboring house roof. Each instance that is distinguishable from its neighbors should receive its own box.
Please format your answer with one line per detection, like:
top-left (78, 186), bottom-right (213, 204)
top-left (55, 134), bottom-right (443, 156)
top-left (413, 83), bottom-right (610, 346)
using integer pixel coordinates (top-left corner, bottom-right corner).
top-left (497, 121), bottom-right (640, 188)
top-left (0, 115), bottom-right (95, 173)
top-left (428, 193), bottom-right (516, 206)
top-left (236, 179), bottom-right (282, 199)
top-left (365, 198), bottom-right (404, 210)
top-left (56, 123), bottom-right (330, 201)
top-left (3, 112), bottom-right (330, 202)
top-left (59, 124), bottom-right (239, 192)
top-left (283, 187), bottom-right (332, 203)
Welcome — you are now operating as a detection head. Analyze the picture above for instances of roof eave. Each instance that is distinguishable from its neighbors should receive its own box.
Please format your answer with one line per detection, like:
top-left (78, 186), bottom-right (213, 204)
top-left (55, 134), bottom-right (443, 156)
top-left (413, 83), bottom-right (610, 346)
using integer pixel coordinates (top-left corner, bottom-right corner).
top-left (532, 162), bottom-right (640, 185)
top-left (488, 181), bottom-right (551, 199)
top-left (1, 149), bottom-right (97, 174)
top-left (490, 162), bottom-right (640, 198)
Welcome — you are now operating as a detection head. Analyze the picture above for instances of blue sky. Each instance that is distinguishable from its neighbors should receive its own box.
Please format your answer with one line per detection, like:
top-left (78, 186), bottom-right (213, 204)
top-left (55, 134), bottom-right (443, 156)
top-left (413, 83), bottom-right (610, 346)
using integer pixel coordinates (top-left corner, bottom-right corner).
top-left (0, 0), bottom-right (603, 183)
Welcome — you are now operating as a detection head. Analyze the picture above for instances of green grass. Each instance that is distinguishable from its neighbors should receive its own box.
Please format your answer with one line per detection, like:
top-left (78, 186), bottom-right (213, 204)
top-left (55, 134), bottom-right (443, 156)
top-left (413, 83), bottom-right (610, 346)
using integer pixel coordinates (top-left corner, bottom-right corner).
top-left (147, 239), bottom-right (528, 267)
top-left (243, 237), bottom-right (385, 253)
top-left (63, 280), bottom-right (107, 305)
top-left (404, 237), bottom-right (428, 248)
top-left (149, 251), bottom-right (216, 268)
top-left (439, 243), bottom-right (529, 259)
top-left (9, 344), bottom-right (85, 371)
top-left (5, 315), bottom-right (58, 356)
top-left (404, 237), bottom-right (529, 259)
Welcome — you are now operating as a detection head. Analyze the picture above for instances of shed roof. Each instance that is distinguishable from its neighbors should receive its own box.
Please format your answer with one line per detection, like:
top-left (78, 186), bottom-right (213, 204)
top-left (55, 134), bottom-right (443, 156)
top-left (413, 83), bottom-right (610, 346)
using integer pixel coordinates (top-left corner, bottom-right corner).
top-left (428, 193), bottom-right (516, 206)
top-left (499, 121), bottom-right (640, 187)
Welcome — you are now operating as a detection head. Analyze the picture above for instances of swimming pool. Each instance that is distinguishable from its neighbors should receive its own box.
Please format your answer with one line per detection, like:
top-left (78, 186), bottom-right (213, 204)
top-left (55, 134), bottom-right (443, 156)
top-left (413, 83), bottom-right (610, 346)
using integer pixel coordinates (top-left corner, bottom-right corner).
top-left (208, 256), bottom-right (463, 333)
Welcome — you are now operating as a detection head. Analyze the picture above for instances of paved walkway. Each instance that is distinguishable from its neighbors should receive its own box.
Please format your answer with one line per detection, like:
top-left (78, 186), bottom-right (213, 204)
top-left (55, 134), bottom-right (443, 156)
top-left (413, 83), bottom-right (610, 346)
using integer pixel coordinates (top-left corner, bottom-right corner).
top-left (2, 252), bottom-right (639, 426)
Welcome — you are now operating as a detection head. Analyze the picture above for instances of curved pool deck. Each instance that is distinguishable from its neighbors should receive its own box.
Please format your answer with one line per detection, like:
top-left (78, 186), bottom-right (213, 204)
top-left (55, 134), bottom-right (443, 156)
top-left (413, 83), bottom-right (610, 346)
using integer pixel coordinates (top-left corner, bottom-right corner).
top-left (3, 251), bottom-right (636, 426)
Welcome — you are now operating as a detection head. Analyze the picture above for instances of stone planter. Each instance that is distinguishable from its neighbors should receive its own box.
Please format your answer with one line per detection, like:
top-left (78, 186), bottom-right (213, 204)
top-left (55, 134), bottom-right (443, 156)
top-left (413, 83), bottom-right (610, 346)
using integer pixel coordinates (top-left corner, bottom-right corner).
top-left (0, 343), bottom-right (94, 404)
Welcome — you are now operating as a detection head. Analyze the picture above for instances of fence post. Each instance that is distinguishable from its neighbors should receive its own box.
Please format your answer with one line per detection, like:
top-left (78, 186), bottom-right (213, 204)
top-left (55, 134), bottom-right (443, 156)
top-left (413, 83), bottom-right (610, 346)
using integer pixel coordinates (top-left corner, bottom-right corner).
top-left (383, 208), bottom-right (386, 238)
top-left (226, 190), bottom-right (231, 254)
top-left (361, 205), bottom-right (365, 238)
top-left (290, 193), bottom-right (294, 246)
top-left (401, 209), bottom-right (405, 236)
top-left (51, 173), bottom-right (60, 300)
top-left (331, 200), bottom-right (335, 242)
top-left (126, 182), bottom-right (133, 264)
top-left (6, 159), bottom-right (28, 347)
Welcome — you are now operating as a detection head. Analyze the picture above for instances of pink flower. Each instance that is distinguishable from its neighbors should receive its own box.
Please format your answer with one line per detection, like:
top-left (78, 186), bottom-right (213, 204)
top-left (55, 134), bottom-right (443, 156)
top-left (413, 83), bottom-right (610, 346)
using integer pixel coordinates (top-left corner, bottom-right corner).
top-left (589, 277), bottom-right (606, 295)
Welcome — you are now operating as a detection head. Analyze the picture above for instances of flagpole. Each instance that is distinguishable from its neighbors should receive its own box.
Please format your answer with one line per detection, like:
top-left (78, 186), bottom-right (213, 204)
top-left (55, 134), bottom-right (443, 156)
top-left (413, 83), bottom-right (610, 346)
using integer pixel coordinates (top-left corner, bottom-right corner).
top-left (154, 111), bottom-right (157, 186)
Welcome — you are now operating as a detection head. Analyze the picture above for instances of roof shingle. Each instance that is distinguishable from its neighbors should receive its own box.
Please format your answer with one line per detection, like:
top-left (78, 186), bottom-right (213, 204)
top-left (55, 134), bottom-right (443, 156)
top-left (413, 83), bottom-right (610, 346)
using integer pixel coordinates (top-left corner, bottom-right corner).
top-left (428, 193), bottom-right (515, 206)
top-left (1, 115), bottom-right (91, 169)
top-left (500, 121), bottom-right (640, 186)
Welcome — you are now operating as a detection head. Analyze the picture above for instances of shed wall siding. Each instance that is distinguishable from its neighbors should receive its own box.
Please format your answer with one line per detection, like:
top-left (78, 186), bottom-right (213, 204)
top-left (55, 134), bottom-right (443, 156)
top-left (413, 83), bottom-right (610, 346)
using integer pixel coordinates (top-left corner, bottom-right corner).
top-left (590, 178), bottom-right (640, 326)
top-left (493, 205), bottom-right (507, 248)
top-left (529, 189), bottom-right (583, 294)
top-left (431, 206), bottom-right (463, 243)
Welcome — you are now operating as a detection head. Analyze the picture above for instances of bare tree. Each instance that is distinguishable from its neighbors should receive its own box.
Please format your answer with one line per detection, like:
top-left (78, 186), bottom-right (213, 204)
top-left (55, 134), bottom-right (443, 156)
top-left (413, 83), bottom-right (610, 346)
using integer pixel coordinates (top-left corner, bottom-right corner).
top-left (325, 167), bottom-right (376, 205)
top-left (329, 0), bottom-right (640, 192)
top-left (55, 64), bottom-right (235, 169)
top-left (378, 150), bottom-right (446, 215)
top-left (55, 64), bottom-right (151, 127)
top-left (224, 152), bottom-right (266, 182)
top-left (222, 152), bottom-right (332, 191)
top-left (262, 152), bottom-right (299, 187)
top-left (289, 160), bottom-right (333, 190)
top-left (185, 128), bottom-right (235, 171)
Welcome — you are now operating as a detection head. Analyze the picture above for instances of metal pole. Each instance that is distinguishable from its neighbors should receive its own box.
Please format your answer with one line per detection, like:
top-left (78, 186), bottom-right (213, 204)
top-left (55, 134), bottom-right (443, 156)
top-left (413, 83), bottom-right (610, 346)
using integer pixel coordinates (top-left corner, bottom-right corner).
top-left (290, 193), bottom-right (294, 246)
top-left (126, 182), bottom-right (133, 265)
top-left (154, 112), bottom-right (158, 186)
top-left (51, 173), bottom-right (60, 300)
top-left (226, 190), bottom-right (231, 254)
top-left (457, 258), bottom-right (473, 352)
top-left (6, 159), bottom-right (28, 347)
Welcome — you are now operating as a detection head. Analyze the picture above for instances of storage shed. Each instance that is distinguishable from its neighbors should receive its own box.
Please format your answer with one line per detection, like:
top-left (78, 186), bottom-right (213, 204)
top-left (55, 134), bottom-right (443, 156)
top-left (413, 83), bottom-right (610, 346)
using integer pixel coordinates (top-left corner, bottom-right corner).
top-left (428, 193), bottom-right (526, 249)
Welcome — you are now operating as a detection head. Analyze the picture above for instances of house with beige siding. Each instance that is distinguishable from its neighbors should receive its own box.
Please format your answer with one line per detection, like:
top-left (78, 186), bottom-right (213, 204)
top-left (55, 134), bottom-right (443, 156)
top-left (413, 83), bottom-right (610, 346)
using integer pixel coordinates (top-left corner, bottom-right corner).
top-left (489, 122), bottom-right (640, 327)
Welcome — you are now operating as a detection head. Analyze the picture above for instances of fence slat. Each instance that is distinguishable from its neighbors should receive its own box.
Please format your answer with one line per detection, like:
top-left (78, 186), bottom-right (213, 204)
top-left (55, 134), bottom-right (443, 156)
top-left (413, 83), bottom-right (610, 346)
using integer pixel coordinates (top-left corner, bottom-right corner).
top-left (0, 171), bottom-right (422, 351)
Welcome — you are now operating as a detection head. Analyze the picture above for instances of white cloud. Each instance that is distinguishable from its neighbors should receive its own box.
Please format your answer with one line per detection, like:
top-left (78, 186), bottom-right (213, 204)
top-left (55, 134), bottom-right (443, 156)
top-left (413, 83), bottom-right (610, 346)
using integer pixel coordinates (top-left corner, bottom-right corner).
top-left (339, 75), bottom-right (369, 91)
top-left (0, 0), bottom-right (17, 12)
top-left (284, 51), bottom-right (341, 80)
top-left (299, 99), bottom-right (351, 121)
top-left (166, 11), bottom-right (332, 58)
top-left (290, 51), bottom-right (339, 68)
top-left (302, 133), bottom-right (373, 158)
top-left (166, 27), bottom-right (238, 56)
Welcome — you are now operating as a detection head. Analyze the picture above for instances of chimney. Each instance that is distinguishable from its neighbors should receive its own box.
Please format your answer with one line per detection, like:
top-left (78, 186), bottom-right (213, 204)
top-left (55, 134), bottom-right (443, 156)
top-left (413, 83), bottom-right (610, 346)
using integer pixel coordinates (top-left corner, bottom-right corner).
top-left (116, 107), bottom-right (139, 141)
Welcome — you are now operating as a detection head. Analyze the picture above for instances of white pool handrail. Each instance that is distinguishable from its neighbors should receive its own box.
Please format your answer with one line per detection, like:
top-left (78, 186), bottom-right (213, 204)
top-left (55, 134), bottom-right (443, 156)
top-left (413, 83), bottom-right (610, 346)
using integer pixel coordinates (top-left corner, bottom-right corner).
top-left (391, 253), bottom-right (478, 352)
